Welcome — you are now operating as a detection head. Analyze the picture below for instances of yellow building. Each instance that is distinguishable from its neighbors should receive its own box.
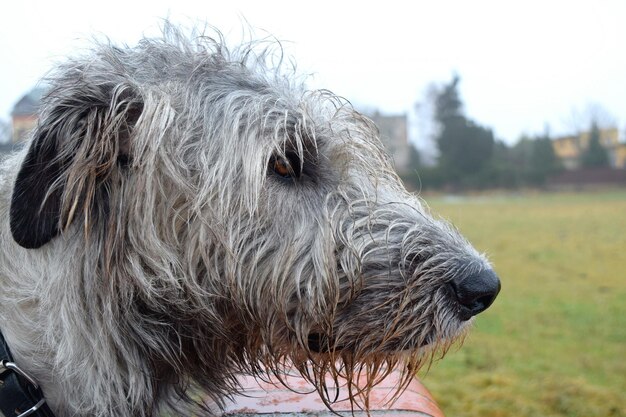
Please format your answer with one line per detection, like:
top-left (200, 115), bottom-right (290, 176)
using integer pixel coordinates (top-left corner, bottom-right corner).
top-left (552, 135), bottom-right (580, 169)
top-left (552, 127), bottom-right (625, 169)
top-left (613, 144), bottom-right (626, 168)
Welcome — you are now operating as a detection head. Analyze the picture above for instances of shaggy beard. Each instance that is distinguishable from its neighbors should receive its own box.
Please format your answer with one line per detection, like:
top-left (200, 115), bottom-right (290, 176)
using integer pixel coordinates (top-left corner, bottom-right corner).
top-left (237, 299), bottom-right (472, 412)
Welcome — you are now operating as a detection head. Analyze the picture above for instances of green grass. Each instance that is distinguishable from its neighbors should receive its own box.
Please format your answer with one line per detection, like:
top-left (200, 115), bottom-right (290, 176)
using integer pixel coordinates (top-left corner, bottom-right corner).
top-left (420, 190), bottom-right (626, 417)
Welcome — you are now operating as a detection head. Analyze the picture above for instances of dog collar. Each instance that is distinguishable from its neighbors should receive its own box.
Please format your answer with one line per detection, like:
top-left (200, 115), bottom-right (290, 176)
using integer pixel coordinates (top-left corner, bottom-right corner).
top-left (0, 330), bottom-right (56, 417)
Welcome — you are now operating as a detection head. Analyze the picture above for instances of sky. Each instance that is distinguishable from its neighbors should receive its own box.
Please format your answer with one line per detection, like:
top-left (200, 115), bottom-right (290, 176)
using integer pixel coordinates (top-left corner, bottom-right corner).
top-left (1, 0), bottom-right (625, 148)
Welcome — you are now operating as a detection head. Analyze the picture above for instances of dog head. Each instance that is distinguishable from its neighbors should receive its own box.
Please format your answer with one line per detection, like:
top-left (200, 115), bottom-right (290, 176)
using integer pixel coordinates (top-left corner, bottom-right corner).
top-left (8, 25), bottom-right (499, 412)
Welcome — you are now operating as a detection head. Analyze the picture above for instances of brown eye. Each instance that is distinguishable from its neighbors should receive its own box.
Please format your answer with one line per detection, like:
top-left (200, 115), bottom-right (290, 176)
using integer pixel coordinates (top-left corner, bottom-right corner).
top-left (270, 151), bottom-right (302, 179)
top-left (272, 156), bottom-right (292, 177)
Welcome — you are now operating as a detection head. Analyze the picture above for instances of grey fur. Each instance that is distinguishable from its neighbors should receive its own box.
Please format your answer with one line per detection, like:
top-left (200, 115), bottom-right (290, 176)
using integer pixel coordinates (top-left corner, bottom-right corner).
top-left (0, 24), bottom-right (497, 417)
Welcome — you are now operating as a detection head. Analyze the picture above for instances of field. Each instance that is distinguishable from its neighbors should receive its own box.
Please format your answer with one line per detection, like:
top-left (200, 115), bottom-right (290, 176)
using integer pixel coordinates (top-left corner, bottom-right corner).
top-left (420, 190), bottom-right (626, 417)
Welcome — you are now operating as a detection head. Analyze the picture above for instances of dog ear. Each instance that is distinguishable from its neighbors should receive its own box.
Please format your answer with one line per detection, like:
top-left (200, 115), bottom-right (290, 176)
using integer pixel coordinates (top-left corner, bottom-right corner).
top-left (10, 79), bottom-right (143, 249)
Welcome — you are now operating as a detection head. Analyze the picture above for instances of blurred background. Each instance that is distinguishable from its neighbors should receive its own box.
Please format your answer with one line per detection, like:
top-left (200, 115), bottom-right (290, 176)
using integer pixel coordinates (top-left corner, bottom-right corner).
top-left (1, 1), bottom-right (625, 416)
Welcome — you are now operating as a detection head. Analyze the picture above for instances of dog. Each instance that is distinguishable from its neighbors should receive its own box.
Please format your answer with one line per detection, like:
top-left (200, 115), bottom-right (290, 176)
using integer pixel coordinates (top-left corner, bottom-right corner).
top-left (0, 24), bottom-right (500, 416)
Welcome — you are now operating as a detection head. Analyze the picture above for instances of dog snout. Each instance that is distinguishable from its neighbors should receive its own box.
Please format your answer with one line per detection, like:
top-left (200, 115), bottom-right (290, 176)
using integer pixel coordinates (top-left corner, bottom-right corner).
top-left (448, 269), bottom-right (501, 321)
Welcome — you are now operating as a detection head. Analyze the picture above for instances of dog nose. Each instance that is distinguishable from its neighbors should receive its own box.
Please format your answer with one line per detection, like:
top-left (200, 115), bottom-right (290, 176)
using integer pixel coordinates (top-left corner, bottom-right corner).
top-left (448, 269), bottom-right (501, 320)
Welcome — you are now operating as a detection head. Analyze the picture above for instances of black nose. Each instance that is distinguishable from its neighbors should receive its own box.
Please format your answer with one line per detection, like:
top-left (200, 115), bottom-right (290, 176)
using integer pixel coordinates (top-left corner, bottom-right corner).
top-left (448, 269), bottom-right (501, 321)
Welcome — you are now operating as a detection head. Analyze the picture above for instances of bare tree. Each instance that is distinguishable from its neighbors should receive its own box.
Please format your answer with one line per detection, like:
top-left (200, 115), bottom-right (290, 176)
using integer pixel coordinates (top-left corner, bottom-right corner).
top-left (413, 83), bottom-right (440, 166)
top-left (564, 103), bottom-right (617, 134)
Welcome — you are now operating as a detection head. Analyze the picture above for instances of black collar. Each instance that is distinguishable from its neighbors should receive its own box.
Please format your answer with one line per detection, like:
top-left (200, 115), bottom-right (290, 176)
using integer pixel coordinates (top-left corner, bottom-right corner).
top-left (0, 330), bottom-right (55, 417)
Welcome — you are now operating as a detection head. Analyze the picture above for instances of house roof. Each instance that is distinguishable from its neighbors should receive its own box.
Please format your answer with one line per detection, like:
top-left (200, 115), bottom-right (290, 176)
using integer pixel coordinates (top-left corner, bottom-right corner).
top-left (11, 87), bottom-right (47, 117)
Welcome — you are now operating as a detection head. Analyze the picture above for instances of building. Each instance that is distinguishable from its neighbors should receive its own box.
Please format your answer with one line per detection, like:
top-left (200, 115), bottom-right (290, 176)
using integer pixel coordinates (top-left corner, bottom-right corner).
top-left (366, 111), bottom-right (412, 175)
top-left (614, 144), bottom-right (626, 168)
top-left (552, 127), bottom-right (626, 169)
top-left (11, 87), bottom-right (46, 143)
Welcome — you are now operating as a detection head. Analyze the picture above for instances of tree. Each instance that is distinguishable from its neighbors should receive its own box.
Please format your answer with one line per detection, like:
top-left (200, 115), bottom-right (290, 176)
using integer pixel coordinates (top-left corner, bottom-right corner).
top-left (434, 74), bottom-right (463, 124)
top-left (581, 121), bottom-right (609, 167)
top-left (566, 103), bottom-right (616, 134)
top-left (432, 75), bottom-right (495, 188)
top-left (507, 133), bottom-right (562, 187)
top-left (413, 84), bottom-right (440, 167)
top-left (527, 134), bottom-right (561, 185)
top-left (408, 143), bottom-right (421, 170)
top-left (486, 140), bottom-right (518, 188)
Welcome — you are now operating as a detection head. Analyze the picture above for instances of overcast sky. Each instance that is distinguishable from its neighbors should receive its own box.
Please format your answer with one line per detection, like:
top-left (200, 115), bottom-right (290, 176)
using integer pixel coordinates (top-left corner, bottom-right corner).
top-left (1, 0), bottom-right (625, 146)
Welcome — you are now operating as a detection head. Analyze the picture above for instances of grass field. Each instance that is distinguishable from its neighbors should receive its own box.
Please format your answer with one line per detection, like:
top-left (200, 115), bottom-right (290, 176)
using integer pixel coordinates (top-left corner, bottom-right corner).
top-left (419, 190), bottom-right (626, 417)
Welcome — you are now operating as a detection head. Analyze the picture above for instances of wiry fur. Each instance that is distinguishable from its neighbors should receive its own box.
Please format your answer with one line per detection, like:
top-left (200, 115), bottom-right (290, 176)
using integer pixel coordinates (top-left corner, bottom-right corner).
top-left (0, 24), bottom-right (495, 416)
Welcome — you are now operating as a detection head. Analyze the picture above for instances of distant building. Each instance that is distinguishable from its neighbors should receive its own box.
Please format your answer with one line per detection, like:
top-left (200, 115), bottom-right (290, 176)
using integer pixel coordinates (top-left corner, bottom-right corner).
top-left (366, 111), bottom-right (411, 175)
top-left (11, 87), bottom-right (46, 143)
top-left (552, 127), bottom-right (626, 169)
top-left (614, 144), bottom-right (626, 168)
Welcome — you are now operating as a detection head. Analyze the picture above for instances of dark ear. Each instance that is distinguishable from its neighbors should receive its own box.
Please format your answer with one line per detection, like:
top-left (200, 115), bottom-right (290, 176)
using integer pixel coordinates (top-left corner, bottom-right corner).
top-left (10, 80), bottom-right (143, 249)
top-left (10, 132), bottom-right (65, 248)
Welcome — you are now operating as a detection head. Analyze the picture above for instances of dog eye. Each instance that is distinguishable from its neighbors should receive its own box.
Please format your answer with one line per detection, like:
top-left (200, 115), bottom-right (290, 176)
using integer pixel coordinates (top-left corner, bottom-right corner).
top-left (272, 156), bottom-right (291, 177)
top-left (270, 151), bottom-right (301, 179)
